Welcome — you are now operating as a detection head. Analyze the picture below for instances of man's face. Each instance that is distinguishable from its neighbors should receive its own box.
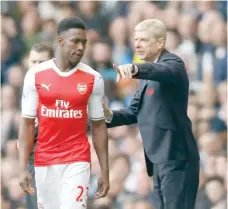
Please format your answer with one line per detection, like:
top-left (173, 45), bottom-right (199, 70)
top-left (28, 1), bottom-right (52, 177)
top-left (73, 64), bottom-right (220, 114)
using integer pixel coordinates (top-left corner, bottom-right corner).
top-left (58, 28), bottom-right (87, 65)
top-left (28, 50), bottom-right (51, 68)
top-left (134, 29), bottom-right (162, 62)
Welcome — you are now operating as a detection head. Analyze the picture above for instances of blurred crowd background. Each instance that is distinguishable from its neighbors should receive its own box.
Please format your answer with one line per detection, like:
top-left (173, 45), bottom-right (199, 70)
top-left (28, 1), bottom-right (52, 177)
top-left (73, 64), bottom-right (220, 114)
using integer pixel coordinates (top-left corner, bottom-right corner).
top-left (1, 1), bottom-right (227, 209)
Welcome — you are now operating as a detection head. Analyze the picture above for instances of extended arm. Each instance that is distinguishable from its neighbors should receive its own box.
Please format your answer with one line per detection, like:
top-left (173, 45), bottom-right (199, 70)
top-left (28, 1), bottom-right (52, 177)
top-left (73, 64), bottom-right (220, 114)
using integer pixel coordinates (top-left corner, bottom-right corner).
top-left (134, 57), bottom-right (185, 84)
top-left (106, 88), bottom-right (140, 128)
top-left (88, 74), bottom-right (109, 198)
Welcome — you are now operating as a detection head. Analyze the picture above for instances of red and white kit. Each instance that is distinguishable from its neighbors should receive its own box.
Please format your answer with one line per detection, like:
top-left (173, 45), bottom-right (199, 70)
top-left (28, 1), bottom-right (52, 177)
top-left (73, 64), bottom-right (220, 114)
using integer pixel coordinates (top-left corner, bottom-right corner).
top-left (21, 59), bottom-right (105, 209)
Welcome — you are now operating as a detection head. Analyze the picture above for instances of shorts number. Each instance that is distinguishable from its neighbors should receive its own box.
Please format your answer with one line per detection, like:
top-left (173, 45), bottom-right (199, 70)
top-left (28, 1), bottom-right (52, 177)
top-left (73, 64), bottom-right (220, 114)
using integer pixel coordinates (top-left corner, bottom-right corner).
top-left (76, 186), bottom-right (89, 202)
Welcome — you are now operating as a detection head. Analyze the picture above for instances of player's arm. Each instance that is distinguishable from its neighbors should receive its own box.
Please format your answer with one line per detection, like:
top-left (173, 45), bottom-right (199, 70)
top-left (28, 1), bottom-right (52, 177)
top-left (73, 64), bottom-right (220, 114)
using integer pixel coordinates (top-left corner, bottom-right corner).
top-left (88, 75), bottom-right (109, 199)
top-left (19, 119), bottom-right (35, 170)
top-left (18, 69), bottom-right (38, 194)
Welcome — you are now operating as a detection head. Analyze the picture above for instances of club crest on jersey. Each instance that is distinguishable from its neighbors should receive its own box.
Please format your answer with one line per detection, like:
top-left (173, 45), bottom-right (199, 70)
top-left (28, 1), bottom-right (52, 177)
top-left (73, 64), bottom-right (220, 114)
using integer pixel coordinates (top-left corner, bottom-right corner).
top-left (77, 83), bottom-right (87, 94)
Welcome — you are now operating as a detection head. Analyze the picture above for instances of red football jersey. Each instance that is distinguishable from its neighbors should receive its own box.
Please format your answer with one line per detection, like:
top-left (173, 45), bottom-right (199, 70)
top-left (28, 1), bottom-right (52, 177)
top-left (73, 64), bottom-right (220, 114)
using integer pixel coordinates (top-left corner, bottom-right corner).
top-left (21, 59), bottom-right (105, 166)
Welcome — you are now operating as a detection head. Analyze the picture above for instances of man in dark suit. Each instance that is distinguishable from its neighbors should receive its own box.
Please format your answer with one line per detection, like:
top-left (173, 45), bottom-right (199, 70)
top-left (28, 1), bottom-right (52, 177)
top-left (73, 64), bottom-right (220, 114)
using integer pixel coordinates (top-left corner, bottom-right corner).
top-left (103, 19), bottom-right (200, 209)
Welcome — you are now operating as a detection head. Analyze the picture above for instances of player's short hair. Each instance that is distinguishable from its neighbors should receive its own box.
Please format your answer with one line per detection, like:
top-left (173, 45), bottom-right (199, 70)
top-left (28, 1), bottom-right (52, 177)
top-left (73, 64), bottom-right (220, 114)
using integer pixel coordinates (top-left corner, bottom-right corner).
top-left (31, 43), bottom-right (54, 58)
top-left (57, 17), bottom-right (86, 35)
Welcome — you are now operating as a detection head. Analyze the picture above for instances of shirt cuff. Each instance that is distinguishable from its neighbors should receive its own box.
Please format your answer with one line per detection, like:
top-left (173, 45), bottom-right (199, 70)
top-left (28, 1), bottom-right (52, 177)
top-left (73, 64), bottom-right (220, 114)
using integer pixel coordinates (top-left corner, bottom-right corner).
top-left (105, 112), bottom-right (113, 123)
top-left (131, 64), bottom-right (139, 75)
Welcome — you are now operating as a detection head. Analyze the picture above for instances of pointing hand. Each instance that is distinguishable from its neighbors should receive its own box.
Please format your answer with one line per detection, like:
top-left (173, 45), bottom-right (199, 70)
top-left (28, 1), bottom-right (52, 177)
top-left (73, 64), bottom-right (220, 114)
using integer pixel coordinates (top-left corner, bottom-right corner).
top-left (113, 63), bottom-right (137, 82)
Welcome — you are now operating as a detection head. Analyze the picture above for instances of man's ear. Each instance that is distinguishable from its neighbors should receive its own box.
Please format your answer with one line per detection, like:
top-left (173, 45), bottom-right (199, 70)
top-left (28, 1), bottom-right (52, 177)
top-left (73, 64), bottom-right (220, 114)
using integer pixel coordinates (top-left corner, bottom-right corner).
top-left (158, 38), bottom-right (165, 50)
top-left (57, 36), bottom-right (64, 47)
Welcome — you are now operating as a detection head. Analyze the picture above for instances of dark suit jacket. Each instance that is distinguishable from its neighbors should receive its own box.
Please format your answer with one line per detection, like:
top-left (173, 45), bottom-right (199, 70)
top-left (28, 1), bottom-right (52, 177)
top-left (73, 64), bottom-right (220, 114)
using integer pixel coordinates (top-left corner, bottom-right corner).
top-left (107, 49), bottom-right (200, 176)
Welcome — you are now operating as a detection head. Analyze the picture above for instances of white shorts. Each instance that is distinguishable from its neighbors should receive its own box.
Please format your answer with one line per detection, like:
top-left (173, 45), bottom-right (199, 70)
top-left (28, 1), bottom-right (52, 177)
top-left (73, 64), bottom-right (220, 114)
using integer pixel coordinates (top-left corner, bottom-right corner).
top-left (35, 162), bottom-right (90, 209)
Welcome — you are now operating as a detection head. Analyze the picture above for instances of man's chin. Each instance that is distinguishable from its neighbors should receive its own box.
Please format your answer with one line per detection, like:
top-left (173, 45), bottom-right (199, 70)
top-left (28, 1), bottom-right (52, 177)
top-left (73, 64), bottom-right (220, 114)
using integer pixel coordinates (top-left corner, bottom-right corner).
top-left (138, 55), bottom-right (146, 61)
top-left (70, 59), bottom-right (81, 66)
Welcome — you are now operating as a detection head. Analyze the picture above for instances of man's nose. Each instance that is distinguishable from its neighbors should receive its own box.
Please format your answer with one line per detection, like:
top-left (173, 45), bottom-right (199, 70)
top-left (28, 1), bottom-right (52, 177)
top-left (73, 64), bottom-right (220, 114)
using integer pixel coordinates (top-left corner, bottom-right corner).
top-left (135, 41), bottom-right (141, 48)
top-left (77, 42), bottom-right (85, 51)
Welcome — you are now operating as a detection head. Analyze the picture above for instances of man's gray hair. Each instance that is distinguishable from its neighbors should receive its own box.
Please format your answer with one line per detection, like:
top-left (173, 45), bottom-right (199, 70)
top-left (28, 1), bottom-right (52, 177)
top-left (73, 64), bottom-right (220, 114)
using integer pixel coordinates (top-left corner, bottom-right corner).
top-left (135, 19), bottom-right (167, 40)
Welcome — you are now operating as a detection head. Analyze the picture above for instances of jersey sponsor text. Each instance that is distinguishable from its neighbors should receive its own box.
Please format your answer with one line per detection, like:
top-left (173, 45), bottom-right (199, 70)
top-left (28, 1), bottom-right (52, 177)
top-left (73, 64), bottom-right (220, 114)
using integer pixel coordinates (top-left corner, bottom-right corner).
top-left (41, 100), bottom-right (83, 118)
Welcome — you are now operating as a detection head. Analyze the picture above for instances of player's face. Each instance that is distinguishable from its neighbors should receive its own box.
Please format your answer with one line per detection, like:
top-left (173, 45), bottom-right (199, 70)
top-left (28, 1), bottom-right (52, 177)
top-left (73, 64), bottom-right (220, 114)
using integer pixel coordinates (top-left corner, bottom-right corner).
top-left (58, 28), bottom-right (87, 65)
top-left (134, 29), bottom-right (164, 62)
top-left (28, 50), bottom-right (51, 68)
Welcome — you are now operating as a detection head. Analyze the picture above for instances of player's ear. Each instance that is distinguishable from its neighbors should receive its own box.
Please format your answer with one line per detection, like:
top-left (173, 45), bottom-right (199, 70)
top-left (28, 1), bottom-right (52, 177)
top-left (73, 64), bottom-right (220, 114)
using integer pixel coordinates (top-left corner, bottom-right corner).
top-left (57, 36), bottom-right (64, 47)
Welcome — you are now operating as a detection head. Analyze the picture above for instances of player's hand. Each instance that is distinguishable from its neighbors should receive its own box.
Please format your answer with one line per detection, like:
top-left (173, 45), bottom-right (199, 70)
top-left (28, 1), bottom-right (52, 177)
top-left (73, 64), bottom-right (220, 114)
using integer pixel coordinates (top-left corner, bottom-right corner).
top-left (113, 63), bottom-right (137, 81)
top-left (19, 170), bottom-right (35, 196)
top-left (94, 174), bottom-right (110, 199)
top-left (102, 97), bottom-right (113, 122)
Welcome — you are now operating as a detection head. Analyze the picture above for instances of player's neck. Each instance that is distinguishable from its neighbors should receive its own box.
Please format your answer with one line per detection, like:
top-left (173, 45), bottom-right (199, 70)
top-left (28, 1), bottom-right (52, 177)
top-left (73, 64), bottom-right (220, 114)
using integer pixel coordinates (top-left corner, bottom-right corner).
top-left (54, 57), bottom-right (79, 72)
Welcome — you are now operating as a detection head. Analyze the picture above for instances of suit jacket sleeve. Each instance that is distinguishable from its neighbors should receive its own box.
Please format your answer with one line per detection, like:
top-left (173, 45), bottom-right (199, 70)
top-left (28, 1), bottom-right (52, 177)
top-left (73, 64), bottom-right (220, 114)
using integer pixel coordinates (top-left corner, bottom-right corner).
top-left (107, 88), bottom-right (140, 128)
top-left (134, 57), bottom-right (185, 85)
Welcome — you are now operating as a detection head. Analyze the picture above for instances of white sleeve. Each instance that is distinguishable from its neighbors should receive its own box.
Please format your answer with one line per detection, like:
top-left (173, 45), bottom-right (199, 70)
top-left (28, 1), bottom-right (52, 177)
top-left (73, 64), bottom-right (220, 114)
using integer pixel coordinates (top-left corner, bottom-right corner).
top-left (88, 74), bottom-right (105, 121)
top-left (21, 69), bottom-right (38, 118)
